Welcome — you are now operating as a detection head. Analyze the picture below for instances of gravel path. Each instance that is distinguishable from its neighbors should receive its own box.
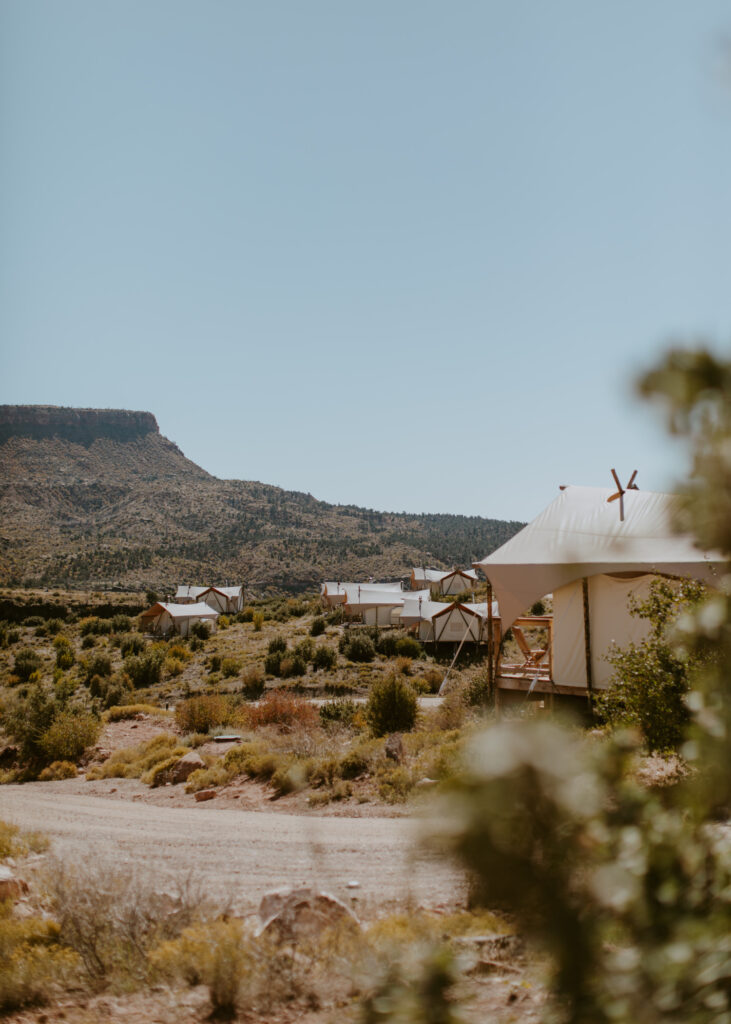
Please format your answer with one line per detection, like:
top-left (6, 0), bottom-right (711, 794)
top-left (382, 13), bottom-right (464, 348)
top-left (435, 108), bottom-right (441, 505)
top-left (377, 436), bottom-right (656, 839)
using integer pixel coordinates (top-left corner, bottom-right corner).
top-left (0, 783), bottom-right (463, 916)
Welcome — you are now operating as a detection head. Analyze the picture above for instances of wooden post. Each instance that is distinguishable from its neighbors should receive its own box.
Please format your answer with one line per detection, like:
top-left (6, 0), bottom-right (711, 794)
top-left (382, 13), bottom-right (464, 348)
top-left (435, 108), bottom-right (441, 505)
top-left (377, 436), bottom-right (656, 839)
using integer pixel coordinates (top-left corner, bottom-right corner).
top-left (486, 580), bottom-right (494, 704)
top-left (582, 577), bottom-right (594, 712)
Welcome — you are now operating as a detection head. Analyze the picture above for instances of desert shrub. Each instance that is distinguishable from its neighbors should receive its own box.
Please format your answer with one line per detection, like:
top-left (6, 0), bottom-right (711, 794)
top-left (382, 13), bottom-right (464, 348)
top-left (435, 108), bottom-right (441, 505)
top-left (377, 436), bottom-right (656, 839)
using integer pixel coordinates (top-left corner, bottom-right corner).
top-left (268, 636), bottom-right (287, 655)
top-left (241, 665), bottom-right (265, 700)
top-left (279, 654), bottom-right (307, 679)
top-left (312, 645), bottom-right (337, 671)
top-left (218, 614), bottom-right (230, 630)
top-left (79, 616), bottom-right (112, 637)
top-left (149, 919), bottom-right (255, 1017)
top-left (394, 635), bottom-right (423, 659)
top-left (377, 765), bottom-right (415, 803)
top-left (167, 642), bottom-right (191, 663)
top-left (419, 666), bottom-right (444, 694)
top-left (264, 651), bottom-right (283, 676)
top-left (175, 694), bottom-right (231, 734)
top-left (242, 692), bottom-right (317, 732)
top-left (111, 614), bottom-right (132, 633)
top-left (53, 635), bottom-right (75, 670)
top-left (310, 616), bottom-right (326, 637)
top-left (366, 674), bottom-right (418, 737)
top-left (13, 647), bottom-right (42, 682)
top-left (339, 749), bottom-right (370, 780)
top-left (294, 637), bottom-right (315, 662)
top-left (319, 698), bottom-right (359, 729)
top-left (38, 760), bottom-right (78, 781)
top-left (123, 648), bottom-right (165, 689)
top-left (39, 712), bottom-right (100, 763)
top-left (0, 903), bottom-right (81, 1011)
top-left (240, 607), bottom-right (254, 623)
top-left (34, 624), bottom-right (48, 638)
top-left (45, 860), bottom-right (210, 982)
top-left (86, 733), bottom-right (185, 781)
top-left (208, 654), bottom-right (222, 673)
top-left (394, 656), bottom-right (413, 676)
top-left (102, 703), bottom-right (168, 722)
top-left (221, 657), bottom-right (241, 678)
top-left (190, 620), bottom-right (211, 640)
top-left (342, 633), bottom-right (376, 663)
top-left (595, 577), bottom-right (709, 752)
top-left (118, 630), bottom-right (142, 655)
top-left (91, 674), bottom-right (133, 709)
top-left (0, 820), bottom-right (49, 860)
top-left (22, 616), bottom-right (44, 627)
top-left (375, 631), bottom-right (399, 657)
top-left (45, 617), bottom-right (65, 636)
top-left (3, 682), bottom-right (58, 767)
top-left (253, 612), bottom-right (264, 632)
top-left (81, 635), bottom-right (95, 649)
top-left (80, 652), bottom-right (112, 683)
top-left (164, 657), bottom-right (184, 678)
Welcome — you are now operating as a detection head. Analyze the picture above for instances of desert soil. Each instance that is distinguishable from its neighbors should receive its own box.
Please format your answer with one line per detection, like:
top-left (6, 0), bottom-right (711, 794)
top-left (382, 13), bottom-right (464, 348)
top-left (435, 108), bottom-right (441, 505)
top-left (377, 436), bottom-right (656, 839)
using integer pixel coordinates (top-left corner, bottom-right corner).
top-left (0, 780), bottom-right (464, 917)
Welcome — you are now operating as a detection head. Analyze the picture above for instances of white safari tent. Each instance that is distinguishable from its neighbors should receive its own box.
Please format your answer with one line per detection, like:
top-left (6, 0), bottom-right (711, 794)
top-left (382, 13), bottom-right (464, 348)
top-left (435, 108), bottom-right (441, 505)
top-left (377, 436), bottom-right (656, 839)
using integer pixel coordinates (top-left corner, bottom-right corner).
top-left (321, 581), bottom-right (403, 610)
top-left (139, 602), bottom-right (219, 638)
top-left (474, 486), bottom-right (725, 700)
top-left (174, 586), bottom-right (206, 604)
top-left (410, 567), bottom-right (478, 595)
top-left (199, 586), bottom-right (244, 615)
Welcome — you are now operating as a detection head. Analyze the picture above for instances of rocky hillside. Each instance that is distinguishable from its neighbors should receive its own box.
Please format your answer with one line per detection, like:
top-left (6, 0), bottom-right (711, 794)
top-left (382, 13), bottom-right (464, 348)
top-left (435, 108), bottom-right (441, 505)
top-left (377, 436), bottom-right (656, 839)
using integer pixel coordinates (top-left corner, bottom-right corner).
top-left (0, 405), bottom-right (523, 593)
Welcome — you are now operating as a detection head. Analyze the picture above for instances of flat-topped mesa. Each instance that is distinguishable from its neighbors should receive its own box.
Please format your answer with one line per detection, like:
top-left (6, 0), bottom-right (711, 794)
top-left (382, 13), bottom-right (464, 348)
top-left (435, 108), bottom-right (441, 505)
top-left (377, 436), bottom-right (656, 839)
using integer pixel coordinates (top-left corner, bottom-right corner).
top-left (0, 406), bottom-right (159, 446)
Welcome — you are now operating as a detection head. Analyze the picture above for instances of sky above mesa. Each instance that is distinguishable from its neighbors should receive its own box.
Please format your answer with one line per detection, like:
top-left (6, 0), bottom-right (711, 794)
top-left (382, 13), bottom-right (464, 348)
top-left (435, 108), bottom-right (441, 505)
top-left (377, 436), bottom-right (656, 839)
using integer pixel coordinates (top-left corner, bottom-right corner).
top-left (2, 2), bottom-right (730, 523)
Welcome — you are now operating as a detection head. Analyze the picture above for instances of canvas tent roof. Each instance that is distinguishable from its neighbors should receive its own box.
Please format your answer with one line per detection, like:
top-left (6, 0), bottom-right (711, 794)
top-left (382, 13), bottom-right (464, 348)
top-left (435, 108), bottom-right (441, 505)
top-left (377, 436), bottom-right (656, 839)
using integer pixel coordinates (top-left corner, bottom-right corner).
top-left (412, 568), bottom-right (450, 584)
top-left (442, 568), bottom-right (478, 582)
top-left (474, 485), bottom-right (726, 631)
top-left (141, 602), bottom-right (219, 620)
top-left (200, 586), bottom-right (242, 599)
top-left (322, 581), bottom-right (403, 595)
top-left (174, 586), bottom-right (206, 600)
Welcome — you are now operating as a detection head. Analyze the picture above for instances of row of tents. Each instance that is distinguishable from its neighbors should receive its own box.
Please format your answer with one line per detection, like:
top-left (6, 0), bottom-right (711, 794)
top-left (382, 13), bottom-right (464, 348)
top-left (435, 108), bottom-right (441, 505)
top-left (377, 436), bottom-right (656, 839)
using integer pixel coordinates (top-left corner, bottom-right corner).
top-left (322, 485), bottom-right (725, 703)
top-left (139, 584), bottom-right (245, 637)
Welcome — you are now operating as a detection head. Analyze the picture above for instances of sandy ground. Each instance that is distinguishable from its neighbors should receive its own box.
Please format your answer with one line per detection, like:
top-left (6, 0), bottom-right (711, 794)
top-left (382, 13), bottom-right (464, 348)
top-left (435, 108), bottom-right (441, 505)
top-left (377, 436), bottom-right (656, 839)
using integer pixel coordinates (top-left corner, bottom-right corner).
top-left (0, 781), bottom-right (465, 916)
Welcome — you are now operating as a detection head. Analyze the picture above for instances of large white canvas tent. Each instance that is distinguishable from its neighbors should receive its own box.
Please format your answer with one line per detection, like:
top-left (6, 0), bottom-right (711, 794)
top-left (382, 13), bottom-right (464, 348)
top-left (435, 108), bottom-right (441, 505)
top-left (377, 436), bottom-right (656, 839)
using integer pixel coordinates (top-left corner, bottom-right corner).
top-left (474, 486), bottom-right (725, 696)
top-left (199, 586), bottom-right (244, 615)
top-left (139, 602), bottom-right (219, 637)
top-left (417, 600), bottom-right (498, 642)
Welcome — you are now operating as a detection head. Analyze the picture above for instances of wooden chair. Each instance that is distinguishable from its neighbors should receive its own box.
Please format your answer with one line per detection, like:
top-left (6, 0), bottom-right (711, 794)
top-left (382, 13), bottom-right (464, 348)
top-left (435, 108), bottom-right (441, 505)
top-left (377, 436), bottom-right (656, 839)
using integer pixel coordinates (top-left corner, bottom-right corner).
top-left (512, 626), bottom-right (549, 672)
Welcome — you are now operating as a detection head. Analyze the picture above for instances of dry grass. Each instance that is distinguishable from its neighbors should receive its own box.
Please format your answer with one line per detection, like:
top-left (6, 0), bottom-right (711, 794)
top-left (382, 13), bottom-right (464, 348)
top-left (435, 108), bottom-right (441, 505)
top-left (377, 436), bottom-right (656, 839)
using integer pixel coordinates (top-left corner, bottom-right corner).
top-left (86, 734), bottom-right (188, 781)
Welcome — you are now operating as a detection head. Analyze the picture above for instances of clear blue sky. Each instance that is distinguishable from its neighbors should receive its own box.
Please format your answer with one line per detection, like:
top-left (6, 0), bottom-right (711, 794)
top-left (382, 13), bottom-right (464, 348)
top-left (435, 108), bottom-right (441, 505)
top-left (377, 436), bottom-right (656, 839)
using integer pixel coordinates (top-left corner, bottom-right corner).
top-left (2, 1), bottom-right (730, 522)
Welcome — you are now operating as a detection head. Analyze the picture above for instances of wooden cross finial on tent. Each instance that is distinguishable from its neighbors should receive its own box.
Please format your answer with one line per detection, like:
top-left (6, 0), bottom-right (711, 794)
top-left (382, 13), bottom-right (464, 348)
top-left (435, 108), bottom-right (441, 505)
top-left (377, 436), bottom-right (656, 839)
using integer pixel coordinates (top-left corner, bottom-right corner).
top-left (607, 468), bottom-right (639, 522)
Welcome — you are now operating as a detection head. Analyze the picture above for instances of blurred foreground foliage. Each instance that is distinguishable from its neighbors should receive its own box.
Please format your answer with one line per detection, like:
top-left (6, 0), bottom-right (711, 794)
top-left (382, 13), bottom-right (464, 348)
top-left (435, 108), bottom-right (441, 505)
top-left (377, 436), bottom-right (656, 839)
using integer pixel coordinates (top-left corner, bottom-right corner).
top-left (431, 347), bottom-right (731, 1024)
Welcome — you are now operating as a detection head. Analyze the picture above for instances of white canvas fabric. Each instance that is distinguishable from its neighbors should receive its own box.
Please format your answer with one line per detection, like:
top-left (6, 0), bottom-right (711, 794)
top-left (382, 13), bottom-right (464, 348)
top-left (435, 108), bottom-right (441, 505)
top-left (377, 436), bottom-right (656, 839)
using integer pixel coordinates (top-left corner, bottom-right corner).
top-left (140, 602), bottom-right (219, 637)
top-left (174, 585), bottom-right (206, 602)
top-left (552, 574), bottom-right (654, 690)
top-left (343, 587), bottom-right (406, 613)
top-left (198, 586), bottom-right (244, 614)
top-left (441, 569), bottom-right (479, 594)
top-left (474, 486), bottom-right (725, 630)
top-left (399, 594), bottom-right (444, 626)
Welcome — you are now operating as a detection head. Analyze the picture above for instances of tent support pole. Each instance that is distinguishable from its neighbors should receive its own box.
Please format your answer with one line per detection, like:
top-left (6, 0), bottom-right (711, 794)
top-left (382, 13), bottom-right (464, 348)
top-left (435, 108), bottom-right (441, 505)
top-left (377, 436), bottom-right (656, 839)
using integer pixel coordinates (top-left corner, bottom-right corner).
top-left (486, 581), bottom-right (495, 707)
top-left (582, 577), bottom-right (594, 716)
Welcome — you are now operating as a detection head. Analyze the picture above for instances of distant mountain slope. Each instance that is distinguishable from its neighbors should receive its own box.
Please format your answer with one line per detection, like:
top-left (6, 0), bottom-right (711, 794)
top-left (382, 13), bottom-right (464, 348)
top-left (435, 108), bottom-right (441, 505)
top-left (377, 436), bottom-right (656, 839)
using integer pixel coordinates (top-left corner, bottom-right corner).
top-left (0, 405), bottom-right (524, 592)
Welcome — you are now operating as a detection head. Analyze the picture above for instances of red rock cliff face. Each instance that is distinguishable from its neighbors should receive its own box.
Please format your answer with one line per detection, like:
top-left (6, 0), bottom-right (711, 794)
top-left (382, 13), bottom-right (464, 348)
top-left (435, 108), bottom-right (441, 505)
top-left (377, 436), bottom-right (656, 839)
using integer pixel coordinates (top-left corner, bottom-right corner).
top-left (0, 406), bottom-right (159, 446)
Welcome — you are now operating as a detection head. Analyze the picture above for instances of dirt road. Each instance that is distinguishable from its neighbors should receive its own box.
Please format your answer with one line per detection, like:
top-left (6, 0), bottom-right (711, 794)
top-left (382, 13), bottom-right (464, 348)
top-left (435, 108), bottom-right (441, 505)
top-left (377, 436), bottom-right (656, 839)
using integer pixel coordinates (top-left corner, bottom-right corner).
top-left (0, 782), bottom-right (463, 915)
